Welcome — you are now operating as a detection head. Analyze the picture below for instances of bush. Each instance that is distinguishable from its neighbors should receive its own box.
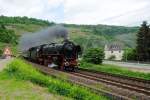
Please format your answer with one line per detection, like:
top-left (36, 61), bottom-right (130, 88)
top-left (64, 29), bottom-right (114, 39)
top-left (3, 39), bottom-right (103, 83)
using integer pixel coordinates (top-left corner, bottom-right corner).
top-left (48, 81), bottom-right (71, 96)
top-left (0, 16), bottom-right (54, 26)
top-left (0, 49), bottom-right (2, 55)
top-left (83, 48), bottom-right (104, 64)
top-left (5, 59), bottom-right (50, 86)
top-left (122, 48), bottom-right (137, 61)
top-left (0, 28), bottom-right (18, 44)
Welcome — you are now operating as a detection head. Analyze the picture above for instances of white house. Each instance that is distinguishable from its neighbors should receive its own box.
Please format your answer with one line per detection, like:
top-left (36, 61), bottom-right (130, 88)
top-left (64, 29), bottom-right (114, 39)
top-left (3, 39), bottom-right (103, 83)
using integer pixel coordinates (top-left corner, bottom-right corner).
top-left (104, 44), bottom-right (124, 60)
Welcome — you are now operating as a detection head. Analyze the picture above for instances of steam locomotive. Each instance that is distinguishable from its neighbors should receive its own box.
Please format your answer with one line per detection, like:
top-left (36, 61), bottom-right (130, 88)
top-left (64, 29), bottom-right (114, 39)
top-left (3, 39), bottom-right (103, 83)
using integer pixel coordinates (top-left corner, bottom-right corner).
top-left (23, 40), bottom-right (81, 70)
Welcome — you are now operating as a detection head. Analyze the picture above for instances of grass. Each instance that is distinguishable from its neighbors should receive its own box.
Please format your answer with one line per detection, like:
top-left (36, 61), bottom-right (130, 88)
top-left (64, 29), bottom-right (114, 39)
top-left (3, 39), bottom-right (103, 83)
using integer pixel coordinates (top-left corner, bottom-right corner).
top-left (80, 61), bottom-right (150, 80)
top-left (0, 59), bottom-right (107, 100)
top-left (0, 79), bottom-right (66, 100)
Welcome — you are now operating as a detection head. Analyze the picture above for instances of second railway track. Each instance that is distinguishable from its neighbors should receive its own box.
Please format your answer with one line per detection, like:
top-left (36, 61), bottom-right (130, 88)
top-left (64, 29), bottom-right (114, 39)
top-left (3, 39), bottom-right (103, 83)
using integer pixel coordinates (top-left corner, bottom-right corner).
top-left (70, 69), bottom-right (150, 96)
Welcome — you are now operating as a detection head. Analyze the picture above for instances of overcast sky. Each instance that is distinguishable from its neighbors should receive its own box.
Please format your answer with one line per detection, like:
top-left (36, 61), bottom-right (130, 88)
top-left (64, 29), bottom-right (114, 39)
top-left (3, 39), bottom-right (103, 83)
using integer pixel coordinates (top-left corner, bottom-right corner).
top-left (0, 0), bottom-right (150, 26)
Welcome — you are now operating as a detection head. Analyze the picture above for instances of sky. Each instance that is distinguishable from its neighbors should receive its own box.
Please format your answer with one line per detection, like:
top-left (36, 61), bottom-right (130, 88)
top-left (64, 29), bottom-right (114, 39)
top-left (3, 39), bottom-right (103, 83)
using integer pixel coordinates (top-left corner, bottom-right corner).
top-left (0, 0), bottom-right (150, 26)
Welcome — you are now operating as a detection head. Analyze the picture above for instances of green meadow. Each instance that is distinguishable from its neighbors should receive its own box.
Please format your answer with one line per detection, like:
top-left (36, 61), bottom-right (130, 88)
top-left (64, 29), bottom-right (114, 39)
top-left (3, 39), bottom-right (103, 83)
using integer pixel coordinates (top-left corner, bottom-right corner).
top-left (0, 59), bottom-right (107, 100)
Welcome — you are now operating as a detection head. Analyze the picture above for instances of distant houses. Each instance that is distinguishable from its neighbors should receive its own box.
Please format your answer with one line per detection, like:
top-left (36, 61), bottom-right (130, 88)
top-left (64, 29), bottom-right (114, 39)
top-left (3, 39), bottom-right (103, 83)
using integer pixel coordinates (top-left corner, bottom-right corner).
top-left (104, 43), bottom-right (124, 60)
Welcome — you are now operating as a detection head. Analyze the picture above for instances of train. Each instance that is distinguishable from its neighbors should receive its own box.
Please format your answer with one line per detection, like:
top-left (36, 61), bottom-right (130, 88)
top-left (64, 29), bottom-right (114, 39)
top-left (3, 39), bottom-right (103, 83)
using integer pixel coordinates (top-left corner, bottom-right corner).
top-left (23, 40), bottom-right (82, 70)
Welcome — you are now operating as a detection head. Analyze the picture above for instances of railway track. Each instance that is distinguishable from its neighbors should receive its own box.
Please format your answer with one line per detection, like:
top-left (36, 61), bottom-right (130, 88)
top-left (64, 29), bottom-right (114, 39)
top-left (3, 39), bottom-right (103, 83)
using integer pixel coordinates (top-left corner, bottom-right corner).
top-left (27, 61), bottom-right (130, 100)
top-left (26, 60), bottom-right (150, 99)
top-left (71, 69), bottom-right (150, 96)
top-left (79, 68), bottom-right (150, 84)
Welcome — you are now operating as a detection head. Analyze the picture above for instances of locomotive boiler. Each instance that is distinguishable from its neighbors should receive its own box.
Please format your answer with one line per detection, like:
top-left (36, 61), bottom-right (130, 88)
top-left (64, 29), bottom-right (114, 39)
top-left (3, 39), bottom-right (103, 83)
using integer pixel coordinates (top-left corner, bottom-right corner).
top-left (23, 40), bottom-right (81, 70)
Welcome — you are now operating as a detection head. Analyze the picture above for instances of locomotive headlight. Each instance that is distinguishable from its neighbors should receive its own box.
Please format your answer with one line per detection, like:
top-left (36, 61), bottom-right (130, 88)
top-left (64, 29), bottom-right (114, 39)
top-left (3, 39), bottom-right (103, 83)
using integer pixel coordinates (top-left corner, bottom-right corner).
top-left (64, 62), bottom-right (69, 66)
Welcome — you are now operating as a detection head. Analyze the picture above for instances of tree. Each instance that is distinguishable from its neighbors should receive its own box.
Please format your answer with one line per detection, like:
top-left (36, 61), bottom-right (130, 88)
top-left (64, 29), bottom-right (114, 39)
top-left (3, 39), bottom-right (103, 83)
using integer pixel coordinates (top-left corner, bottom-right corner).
top-left (0, 29), bottom-right (18, 44)
top-left (0, 24), bottom-right (6, 29)
top-left (122, 48), bottom-right (137, 61)
top-left (147, 25), bottom-right (150, 60)
top-left (136, 21), bottom-right (149, 61)
top-left (83, 48), bottom-right (104, 64)
top-left (0, 49), bottom-right (2, 56)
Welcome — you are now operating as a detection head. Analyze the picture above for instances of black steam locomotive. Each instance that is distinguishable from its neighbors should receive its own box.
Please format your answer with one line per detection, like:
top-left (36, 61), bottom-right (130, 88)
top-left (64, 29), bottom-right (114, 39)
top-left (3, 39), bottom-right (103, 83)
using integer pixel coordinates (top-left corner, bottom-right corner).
top-left (23, 40), bottom-right (81, 70)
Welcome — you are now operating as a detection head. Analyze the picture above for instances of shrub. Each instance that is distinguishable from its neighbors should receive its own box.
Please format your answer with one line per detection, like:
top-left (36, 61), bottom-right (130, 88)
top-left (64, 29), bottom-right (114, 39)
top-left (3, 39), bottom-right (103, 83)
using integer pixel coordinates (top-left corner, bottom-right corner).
top-left (4, 59), bottom-right (50, 86)
top-left (83, 48), bottom-right (104, 64)
top-left (122, 48), bottom-right (137, 61)
top-left (0, 49), bottom-right (2, 55)
top-left (0, 29), bottom-right (18, 44)
top-left (48, 81), bottom-right (71, 96)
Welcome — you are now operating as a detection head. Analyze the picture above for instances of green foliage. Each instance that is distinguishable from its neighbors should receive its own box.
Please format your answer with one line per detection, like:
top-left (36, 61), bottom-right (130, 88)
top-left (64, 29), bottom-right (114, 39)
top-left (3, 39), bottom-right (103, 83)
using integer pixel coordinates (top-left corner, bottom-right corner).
top-left (122, 48), bottom-right (137, 61)
top-left (3, 59), bottom-right (106, 100)
top-left (136, 21), bottom-right (150, 61)
top-left (0, 23), bottom-right (18, 56)
top-left (0, 16), bottom-right (140, 54)
top-left (5, 59), bottom-right (50, 86)
top-left (0, 15), bottom-right (54, 26)
top-left (49, 82), bottom-right (99, 100)
top-left (0, 42), bottom-right (5, 56)
top-left (108, 55), bottom-right (116, 60)
top-left (0, 16), bottom-right (139, 50)
top-left (0, 23), bottom-right (18, 45)
top-left (0, 29), bottom-right (18, 44)
top-left (0, 42), bottom-right (18, 56)
top-left (64, 24), bottom-right (138, 36)
top-left (0, 24), bottom-right (6, 29)
top-left (92, 25), bottom-right (138, 36)
top-left (115, 33), bottom-right (137, 48)
top-left (80, 61), bottom-right (150, 80)
top-left (48, 81), bottom-right (71, 96)
top-left (0, 80), bottom-right (59, 99)
top-left (72, 35), bottom-right (107, 53)
top-left (67, 24), bottom-right (138, 49)
top-left (83, 48), bottom-right (104, 64)
top-left (0, 49), bottom-right (2, 55)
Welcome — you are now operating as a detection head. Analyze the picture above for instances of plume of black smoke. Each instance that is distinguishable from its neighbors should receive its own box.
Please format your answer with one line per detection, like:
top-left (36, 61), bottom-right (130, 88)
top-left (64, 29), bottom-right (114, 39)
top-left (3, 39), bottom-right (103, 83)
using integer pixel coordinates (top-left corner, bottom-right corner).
top-left (19, 25), bottom-right (68, 51)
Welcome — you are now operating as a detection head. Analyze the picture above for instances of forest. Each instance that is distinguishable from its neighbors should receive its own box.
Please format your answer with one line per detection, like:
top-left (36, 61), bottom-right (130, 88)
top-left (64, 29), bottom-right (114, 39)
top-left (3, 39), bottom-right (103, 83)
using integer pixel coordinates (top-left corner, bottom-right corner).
top-left (0, 16), bottom-right (139, 55)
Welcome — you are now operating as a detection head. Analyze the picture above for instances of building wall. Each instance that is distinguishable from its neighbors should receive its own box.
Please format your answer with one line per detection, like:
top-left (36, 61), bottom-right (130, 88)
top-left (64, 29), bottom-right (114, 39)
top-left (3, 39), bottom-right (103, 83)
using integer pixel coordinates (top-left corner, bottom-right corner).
top-left (104, 50), bottom-right (124, 60)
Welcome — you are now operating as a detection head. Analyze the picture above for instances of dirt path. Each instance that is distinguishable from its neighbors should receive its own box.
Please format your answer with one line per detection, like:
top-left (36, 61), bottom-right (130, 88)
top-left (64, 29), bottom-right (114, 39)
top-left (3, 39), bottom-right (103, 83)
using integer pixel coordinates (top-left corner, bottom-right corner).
top-left (0, 58), bottom-right (13, 71)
